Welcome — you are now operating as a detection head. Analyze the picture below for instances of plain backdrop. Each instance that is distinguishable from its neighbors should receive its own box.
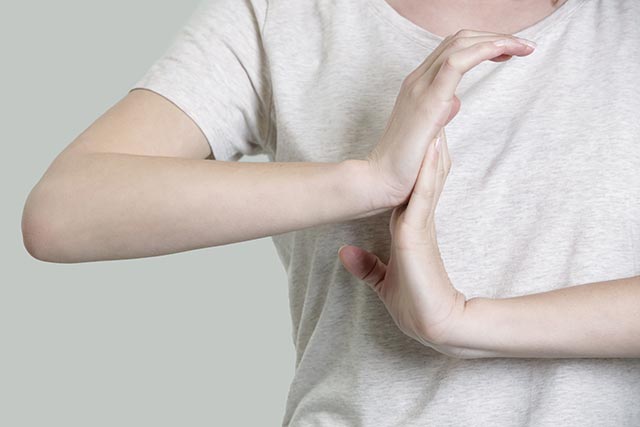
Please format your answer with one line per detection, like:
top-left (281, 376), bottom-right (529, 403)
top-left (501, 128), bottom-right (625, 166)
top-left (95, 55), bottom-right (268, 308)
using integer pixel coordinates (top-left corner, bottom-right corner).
top-left (2, 1), bottom-right (294, 425)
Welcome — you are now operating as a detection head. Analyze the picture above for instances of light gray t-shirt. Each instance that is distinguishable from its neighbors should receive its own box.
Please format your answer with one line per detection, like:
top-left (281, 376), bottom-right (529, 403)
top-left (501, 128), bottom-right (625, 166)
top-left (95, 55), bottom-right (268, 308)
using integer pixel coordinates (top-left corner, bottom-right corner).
top-left (130, 0), bottom-right (640, 425)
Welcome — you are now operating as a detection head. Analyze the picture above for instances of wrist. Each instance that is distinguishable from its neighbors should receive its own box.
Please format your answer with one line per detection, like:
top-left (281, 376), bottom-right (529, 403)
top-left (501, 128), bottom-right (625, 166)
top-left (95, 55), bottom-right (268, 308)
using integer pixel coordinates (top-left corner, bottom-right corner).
top-left (444, 297), bottom-right (500, 359)
top-left (340, 158), bottom-right (395, 218)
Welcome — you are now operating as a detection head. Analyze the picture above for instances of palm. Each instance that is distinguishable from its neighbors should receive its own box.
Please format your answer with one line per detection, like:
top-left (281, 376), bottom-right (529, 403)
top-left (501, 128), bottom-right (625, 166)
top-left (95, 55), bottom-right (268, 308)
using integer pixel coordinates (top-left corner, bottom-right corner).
top-left (339, 128), bottom-right (468, 354)
top-left (383, 204), bottom-right (463, 347)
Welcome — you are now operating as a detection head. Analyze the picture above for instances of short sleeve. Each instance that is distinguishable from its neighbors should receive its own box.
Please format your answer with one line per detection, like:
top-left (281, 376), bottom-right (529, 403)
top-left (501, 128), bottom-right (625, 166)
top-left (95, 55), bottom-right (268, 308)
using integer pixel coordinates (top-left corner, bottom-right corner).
top-left (129, 0), bottom-right (275, 161)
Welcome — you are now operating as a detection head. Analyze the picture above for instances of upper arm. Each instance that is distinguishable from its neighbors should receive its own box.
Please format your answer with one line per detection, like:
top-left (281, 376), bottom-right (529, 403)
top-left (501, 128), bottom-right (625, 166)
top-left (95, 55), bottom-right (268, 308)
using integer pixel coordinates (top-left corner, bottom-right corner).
top-left (60, 87), bottom-right (216, 160)
top-left (58, 0), bottom-right (274, 163)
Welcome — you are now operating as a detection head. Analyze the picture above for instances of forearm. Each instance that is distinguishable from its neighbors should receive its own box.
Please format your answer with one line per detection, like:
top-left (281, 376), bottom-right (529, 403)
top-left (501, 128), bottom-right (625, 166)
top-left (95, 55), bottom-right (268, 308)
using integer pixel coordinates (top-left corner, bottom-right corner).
top-left (447, 275), bottom-right (640, 359)
top-left (23, 153), bottom-right (385, 263)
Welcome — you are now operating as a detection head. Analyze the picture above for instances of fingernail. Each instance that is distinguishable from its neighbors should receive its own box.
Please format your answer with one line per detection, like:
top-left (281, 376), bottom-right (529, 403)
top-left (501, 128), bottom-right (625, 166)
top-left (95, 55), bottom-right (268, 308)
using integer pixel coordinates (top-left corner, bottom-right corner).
top-left (338, 245), bottom-right (347, 254)
top-left (515, 37), bottom-right (537, 49)
top-left (494, 38), bottom-right (536, 49)
top-left (435, 136), bottom-right (442, 153)
top-left (493, 38), bottom-right (516, 47)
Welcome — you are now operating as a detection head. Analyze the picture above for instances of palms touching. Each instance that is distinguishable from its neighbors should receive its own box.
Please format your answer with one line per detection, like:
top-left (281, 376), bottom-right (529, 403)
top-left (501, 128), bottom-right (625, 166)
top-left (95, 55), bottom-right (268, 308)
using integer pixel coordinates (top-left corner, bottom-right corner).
top-left (338, 128), bottom-right (468, 357)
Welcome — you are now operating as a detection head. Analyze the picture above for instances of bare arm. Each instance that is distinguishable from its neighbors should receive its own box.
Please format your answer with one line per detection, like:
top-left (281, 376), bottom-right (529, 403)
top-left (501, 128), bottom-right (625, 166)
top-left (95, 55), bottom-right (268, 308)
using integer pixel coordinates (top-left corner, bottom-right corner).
top-left (23, 33), bottom-right (537, 264)
top-left (447, 275), bottom-right (640, 358)
top-left (22, 89), bottom-right (386, 263)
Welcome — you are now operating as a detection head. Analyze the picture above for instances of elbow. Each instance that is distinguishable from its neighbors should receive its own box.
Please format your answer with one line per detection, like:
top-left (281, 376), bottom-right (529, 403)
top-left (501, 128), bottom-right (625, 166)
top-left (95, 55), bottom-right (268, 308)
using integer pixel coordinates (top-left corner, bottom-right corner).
top-left (21, 186), bottom-right (68, 263)
top-left (22, 211), bottom-right (56, 263)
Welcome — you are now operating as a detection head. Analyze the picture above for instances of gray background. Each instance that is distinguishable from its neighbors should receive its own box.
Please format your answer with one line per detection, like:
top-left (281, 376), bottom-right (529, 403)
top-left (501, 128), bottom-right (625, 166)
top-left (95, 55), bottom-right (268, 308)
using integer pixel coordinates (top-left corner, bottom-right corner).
top-left (2, 1), bottom-right (294, 425)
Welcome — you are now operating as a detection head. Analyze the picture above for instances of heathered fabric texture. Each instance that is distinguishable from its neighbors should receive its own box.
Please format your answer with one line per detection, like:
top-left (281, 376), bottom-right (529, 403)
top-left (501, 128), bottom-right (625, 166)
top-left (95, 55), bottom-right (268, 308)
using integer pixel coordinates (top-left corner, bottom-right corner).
top-left (130, 0), bottom-right (640, 425)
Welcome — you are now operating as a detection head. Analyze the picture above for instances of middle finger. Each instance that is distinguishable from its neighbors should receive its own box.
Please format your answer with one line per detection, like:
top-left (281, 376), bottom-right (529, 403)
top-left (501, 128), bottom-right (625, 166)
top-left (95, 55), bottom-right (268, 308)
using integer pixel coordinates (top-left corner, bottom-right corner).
top-left (411, 29), bottom-right (536, 80)
top-left (419, 34), bottom-right (535, 83)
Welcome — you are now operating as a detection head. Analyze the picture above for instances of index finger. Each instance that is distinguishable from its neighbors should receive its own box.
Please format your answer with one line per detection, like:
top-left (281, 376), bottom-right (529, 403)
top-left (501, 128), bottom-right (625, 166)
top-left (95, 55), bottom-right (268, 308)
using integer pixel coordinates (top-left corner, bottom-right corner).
top-left (410, 29), bottom-right (535, 81)
top-left (429, 38), bottom-right (533, 105)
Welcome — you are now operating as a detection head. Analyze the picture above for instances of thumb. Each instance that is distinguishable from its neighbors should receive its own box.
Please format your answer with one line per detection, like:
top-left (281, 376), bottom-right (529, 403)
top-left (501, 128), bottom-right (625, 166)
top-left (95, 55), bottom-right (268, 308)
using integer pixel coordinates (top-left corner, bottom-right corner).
top-left (338, 245), bottom-right (387, 292)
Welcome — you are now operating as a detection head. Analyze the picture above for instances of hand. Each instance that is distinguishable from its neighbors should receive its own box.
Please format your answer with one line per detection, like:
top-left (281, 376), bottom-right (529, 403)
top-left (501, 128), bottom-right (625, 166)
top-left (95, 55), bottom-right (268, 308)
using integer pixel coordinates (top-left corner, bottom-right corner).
top-left (366, 29), bottom-right (536, 209)
top-left (340, 128), bottom-right (467, 357)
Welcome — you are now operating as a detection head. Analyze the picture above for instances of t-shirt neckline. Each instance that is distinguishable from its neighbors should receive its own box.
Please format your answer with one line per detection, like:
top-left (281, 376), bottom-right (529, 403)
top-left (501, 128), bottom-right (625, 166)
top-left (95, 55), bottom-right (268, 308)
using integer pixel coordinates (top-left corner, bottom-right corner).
top-left (368, 0), bottom-right (588, 48)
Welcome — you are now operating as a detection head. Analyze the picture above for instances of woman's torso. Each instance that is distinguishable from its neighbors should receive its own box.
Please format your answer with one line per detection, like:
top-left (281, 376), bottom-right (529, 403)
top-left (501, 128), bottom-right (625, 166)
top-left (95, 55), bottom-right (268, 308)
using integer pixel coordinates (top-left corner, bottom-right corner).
top-left (258, 0), bottom-right (640, 425)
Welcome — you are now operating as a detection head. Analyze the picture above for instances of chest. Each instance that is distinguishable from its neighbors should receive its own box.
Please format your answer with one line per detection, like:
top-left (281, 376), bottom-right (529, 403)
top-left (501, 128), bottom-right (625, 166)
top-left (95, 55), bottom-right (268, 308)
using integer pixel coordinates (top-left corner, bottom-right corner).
top-left (266, 13), bottom-right (640, 295)
top-left (383, 0), bottom-right (570, 39)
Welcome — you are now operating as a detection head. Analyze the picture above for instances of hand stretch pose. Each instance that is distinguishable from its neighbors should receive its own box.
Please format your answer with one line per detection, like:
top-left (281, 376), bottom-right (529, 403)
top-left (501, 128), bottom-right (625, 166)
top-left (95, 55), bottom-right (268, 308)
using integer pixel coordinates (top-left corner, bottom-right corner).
top-left (22, 0), bottom-right (640, 425)
top-left (339, 29), bottom-right (640, 362)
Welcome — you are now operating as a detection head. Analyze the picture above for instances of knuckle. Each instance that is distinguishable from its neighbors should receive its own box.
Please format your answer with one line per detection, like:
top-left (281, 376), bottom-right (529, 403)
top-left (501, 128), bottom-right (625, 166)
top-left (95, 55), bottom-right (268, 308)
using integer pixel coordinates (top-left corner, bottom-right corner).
top-left (401, 73), bottom-right (416, 89)
top-left (448, 37), bottom-right (466, 50)
top-left (408, 78), bottom-right (425, 95)
top-left (441, 55), bottom-right (458, 73)
top-left (454, 29), bottom-right (473, 38)
top-left (361, 257), bottom-right (379, 282)
top-left (408, 81), bottom-right (428, 104)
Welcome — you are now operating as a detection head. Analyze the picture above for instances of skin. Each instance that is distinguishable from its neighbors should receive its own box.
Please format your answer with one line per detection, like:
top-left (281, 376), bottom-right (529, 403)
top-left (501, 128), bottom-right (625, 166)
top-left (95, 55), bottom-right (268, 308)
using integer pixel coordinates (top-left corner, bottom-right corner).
top-left (21, 25), bottom-right (532, 262)
top-left (386, 0), bottom-right (568, 39)
top-left (341, 29), bottom-right (537, 356)
top-left (23, 0), bottom-right (639, 359)
top-left (342, 128), bottom-right (466, 358)
top-left (339, 1), bottom-right (640, 359)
